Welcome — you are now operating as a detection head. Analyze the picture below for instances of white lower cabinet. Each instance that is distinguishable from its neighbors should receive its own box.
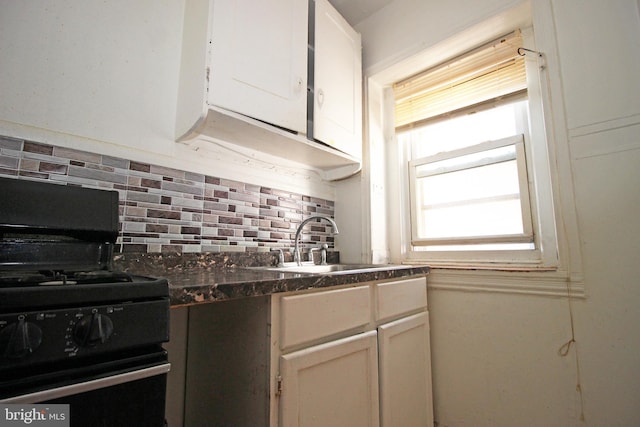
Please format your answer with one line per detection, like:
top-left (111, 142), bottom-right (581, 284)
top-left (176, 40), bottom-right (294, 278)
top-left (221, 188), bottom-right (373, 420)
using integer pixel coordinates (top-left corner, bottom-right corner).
top-left (179, 276), bottom-right (432, 427)
top-left (274, 276), bottom-right (433, 427)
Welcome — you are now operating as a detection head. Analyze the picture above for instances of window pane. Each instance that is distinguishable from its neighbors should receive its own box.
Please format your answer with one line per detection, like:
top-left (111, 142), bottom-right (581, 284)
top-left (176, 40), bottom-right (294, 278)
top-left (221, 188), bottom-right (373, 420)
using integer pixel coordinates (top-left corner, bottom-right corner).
top-left (415, 160), bottom-right (525, 239)
top-left (418, 198), bottom-right (524, 239)
top-left (408, 101), bottom-right (525, 158)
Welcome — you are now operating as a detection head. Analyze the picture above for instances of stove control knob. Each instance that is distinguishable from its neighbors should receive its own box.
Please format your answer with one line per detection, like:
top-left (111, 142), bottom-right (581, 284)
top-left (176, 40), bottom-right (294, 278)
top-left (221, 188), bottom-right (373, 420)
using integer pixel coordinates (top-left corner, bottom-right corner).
top-left (73, 313), bottom-right (114, 347)
top-left (0, 317), bottom-right (43, 359)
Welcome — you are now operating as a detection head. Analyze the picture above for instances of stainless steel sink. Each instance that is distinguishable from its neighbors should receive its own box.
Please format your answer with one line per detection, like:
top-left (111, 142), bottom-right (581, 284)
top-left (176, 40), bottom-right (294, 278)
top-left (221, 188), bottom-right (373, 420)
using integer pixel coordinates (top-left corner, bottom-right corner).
top-left (254, 263), bottom-right (409, 275)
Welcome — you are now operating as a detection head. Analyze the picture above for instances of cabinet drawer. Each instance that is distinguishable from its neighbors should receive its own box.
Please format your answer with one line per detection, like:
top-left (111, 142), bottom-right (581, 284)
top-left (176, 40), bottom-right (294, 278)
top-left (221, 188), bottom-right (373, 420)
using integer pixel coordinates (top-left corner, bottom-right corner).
top-left (279, 285), bottom-right (371, 350)
top-left (375, 277), bottom-right (427, 322)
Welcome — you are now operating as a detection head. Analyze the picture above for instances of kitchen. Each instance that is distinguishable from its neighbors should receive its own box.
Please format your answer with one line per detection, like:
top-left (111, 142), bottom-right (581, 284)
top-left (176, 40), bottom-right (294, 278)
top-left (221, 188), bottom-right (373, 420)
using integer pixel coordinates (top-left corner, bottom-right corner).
top-left (1, 0), bottom-right (639, 426)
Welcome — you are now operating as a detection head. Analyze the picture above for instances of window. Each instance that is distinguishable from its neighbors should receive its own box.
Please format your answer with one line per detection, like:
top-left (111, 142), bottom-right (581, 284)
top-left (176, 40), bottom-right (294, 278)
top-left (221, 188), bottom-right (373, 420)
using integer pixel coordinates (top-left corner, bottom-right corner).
top-left (394, 29), bottom-right (558, 268)
top-left (409, 132), bottom-right (532, 248)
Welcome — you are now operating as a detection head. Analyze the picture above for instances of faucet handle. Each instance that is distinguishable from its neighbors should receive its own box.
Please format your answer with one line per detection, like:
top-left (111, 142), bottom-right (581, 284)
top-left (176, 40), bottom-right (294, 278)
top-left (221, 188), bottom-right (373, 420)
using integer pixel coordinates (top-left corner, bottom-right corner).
top-left (320, 244), bottom-right (329, 265)
top-left (307, 247), bottom-right (320, 265)
top-left (271, 248), bottom-right (286, 267)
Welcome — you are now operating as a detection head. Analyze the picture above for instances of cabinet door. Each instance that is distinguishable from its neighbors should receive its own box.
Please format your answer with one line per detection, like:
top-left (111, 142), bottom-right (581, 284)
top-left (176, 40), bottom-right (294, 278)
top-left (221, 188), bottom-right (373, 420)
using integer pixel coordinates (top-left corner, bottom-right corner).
top-left (279, 331), bottom-right (380, 427)
top-left (208, 0), bottom-right (308, 133)
top-left (378, 312), bottom-right (434, 427)
top-left (312, 0), bottom-right (362, 159)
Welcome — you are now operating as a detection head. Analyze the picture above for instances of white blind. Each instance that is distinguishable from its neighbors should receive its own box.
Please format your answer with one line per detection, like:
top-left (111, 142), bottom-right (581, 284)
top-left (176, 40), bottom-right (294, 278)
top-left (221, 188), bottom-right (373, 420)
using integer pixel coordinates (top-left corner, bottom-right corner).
top-left (394, 31), bottom-right (526, 129)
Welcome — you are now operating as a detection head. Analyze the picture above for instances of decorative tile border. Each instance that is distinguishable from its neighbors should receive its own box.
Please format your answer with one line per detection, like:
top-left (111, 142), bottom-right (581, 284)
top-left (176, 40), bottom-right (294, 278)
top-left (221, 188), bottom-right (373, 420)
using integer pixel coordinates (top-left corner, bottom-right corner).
top-left (0, 135), bottom-right (336, 254)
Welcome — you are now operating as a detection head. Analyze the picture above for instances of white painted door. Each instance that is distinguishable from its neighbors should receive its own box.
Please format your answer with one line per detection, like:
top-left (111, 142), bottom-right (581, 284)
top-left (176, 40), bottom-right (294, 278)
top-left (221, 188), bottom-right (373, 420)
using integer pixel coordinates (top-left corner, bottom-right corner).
top-left (312, 0), bottom-right (362, 160)
top-left (378, 312), bottom-right (434, 427)
top-left (279, 331), bottom-right (380, 427)
top-left (208, 0), bottom-right (308, 133)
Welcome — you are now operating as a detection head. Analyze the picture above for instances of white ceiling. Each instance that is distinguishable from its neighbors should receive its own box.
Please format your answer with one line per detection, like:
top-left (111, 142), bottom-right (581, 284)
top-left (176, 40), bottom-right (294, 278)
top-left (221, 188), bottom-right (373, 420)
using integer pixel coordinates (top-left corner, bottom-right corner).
top-left (329, 0), bottom-right (393, 26)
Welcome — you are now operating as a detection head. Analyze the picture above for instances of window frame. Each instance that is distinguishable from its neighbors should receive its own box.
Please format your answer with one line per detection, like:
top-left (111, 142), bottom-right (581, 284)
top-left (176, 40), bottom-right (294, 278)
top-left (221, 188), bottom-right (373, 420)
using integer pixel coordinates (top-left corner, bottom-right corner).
top-left (394, 26), bottom-right (559, 269)
top-left (408, 134), bottom-right (533, 247)
top-left (365, 1), bottom-right (584, 296)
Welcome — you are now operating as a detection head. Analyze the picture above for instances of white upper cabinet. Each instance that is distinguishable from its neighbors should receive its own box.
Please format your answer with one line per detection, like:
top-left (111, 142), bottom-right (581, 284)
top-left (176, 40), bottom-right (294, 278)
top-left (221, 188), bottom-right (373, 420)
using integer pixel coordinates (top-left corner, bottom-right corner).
top-left (208, 0), bottom-right (308, 133)
top-left (175, 0), bottom-right (363, 180)
top-left (311, 0), bottom-right (362, 160)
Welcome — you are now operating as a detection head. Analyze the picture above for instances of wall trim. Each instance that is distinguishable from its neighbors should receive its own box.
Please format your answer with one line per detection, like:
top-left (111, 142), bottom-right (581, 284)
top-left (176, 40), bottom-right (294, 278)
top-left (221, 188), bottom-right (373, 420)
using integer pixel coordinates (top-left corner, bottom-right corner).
top-left (568, 112), bottom-right (640, 139)
top-left (569, 115), bottom-right (640, 160)
top-left (426, 268), bottom-right (585, 298)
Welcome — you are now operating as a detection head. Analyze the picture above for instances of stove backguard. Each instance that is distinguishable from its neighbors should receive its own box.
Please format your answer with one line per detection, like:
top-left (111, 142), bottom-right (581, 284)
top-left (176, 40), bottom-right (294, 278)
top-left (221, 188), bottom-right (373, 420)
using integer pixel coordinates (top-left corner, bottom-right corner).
top-left (0, 177), bottom-right (120, 271)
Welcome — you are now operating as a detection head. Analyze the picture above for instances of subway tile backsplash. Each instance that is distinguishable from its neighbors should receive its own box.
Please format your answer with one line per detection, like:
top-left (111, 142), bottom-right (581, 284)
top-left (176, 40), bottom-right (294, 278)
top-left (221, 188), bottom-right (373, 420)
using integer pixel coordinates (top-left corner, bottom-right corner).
top-left (0, 135), bottom-right (336, 254)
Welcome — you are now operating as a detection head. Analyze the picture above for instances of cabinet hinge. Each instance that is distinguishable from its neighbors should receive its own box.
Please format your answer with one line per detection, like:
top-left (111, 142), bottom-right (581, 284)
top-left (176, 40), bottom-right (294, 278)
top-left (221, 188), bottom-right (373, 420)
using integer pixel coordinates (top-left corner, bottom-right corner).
top-left (276, 374), bottom-right (283, 396)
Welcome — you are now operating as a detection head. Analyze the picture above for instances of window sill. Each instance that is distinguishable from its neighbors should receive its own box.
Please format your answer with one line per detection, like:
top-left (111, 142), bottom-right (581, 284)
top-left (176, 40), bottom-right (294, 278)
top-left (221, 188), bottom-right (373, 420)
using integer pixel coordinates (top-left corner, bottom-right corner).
top-left (408, 265), bottom-right (585, 298)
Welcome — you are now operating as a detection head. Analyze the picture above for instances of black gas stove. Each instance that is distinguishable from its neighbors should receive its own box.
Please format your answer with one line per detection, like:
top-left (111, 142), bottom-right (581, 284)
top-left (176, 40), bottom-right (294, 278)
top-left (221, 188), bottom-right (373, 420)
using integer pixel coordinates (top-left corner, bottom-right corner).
top-left (0, 177), bottom-right (170, 427)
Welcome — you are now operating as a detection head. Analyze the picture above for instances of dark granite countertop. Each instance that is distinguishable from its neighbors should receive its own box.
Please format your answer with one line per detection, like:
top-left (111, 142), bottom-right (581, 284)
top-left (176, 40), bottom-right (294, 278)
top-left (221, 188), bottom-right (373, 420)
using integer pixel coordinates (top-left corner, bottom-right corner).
top-left (113, 252), bottom-right (430, 307)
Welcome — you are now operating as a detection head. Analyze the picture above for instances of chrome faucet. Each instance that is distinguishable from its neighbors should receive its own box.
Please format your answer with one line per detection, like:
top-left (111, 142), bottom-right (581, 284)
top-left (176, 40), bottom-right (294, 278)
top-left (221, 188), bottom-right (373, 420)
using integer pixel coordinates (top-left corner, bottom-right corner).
top-left (293, 216), bottom-right (339, 265)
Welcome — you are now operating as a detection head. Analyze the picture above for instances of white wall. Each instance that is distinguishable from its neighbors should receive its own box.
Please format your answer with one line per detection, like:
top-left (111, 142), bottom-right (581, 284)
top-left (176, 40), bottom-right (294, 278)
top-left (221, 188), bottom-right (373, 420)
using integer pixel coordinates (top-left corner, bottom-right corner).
top-left (0, 0), bottom-right (335, 201)
top-left (358, 0), bottom-right (640, 425)
top-left (356, 0), bottom-right (525, 76)
top-left (334, 77), bottom-right (389, 265)
top-left (554, 1), bottom-right (640, 424)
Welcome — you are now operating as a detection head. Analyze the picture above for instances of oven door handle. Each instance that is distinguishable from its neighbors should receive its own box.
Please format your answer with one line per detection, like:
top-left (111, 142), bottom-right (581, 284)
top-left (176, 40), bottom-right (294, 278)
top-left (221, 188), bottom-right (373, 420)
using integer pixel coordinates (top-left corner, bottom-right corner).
top-left (1, 362), bottom-right (171, 404)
